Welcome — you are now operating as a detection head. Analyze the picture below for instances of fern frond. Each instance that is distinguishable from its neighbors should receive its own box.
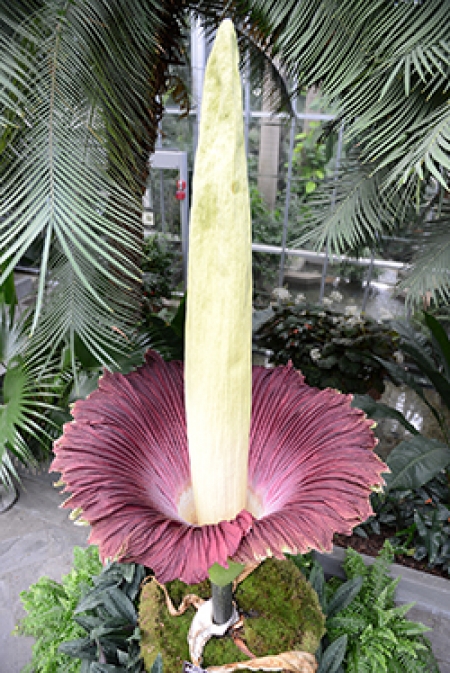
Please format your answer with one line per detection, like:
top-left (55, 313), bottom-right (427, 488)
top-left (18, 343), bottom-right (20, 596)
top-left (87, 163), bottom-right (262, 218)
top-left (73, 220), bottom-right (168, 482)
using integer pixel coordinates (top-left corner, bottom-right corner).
top-left (342, 546), bottom-right (368, 580)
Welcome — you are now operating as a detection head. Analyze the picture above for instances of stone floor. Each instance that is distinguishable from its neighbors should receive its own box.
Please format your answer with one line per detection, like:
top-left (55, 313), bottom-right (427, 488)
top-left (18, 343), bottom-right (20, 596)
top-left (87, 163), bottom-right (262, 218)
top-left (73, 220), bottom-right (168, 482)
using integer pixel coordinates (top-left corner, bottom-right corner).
top-left (0, 465), bottom-right (89, 673)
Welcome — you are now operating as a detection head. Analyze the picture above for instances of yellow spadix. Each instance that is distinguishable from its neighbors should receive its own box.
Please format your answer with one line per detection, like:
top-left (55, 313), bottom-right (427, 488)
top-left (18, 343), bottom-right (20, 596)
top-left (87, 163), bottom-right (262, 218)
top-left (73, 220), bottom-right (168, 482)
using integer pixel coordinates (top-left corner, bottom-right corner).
top-left (185, 19), bottom-right (252, 526)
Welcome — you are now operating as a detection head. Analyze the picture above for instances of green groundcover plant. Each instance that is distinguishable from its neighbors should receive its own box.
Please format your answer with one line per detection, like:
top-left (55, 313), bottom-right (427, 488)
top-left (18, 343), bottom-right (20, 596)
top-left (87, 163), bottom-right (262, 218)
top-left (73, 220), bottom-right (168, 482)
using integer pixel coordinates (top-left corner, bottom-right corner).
top-left (299, 542), bottom-right (439, 673)
top-left (16, 544), bottom-right (439, 673)
top-left (15, 546), bottom-right (102, 673)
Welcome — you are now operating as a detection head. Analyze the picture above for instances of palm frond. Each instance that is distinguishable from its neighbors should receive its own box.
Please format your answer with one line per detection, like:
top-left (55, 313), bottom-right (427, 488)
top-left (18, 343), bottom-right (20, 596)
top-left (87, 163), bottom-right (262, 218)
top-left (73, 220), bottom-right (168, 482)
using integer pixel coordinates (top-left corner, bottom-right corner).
top-left (398, 208), bottom-right (450, 308)
top-left (0, 0), bottom-right (189, 364)
top-left (386, 104), bottom-right (450, 188)
top-left (290, 158), bottom-right (397, 254)
top-left (256, 0), bottom-right (449, 180)
top-left (0, 353), bottom-right (59, 483)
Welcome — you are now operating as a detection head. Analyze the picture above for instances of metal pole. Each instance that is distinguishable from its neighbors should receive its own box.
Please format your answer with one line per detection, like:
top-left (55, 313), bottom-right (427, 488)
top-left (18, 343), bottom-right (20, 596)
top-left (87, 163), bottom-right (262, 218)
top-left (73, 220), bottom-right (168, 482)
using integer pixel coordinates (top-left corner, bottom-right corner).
top-left (319, 122), bottom-right (344, 302)
top-left (191, 16), bottom-right (206, 160)
top-left (278, 87), bottom-right (297, 290)
top-left (361, 249), bottom-right (374, 313)
top-left (211, 582), bottom-right (233, 625)
top-left (156, 117), bottom-right (166, 233)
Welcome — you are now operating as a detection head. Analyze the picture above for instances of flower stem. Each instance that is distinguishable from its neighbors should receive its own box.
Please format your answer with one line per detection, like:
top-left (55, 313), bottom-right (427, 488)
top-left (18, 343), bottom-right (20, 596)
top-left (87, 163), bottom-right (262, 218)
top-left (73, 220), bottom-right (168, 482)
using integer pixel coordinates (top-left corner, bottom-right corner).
top-left (211, 581), bottom-right (233, 625)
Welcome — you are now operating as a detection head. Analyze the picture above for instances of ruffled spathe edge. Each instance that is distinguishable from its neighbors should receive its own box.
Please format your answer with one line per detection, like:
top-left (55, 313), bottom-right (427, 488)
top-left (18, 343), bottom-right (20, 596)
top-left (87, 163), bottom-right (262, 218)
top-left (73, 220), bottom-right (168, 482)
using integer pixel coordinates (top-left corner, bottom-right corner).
top-left (51, 351), bottom-right (387, 583)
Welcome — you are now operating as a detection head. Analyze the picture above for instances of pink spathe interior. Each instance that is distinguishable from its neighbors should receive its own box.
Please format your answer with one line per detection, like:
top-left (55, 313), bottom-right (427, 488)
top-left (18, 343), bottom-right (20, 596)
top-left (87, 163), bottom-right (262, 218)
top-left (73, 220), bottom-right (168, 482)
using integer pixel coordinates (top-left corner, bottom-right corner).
top-left (51, 350), bottom-right (386, 584)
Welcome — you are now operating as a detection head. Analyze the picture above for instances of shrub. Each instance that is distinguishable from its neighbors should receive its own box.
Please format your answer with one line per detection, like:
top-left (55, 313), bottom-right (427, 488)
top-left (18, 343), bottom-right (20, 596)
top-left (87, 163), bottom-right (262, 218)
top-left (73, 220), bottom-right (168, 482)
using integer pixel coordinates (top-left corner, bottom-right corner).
top-left (254, 303), bottom-right (398, 396)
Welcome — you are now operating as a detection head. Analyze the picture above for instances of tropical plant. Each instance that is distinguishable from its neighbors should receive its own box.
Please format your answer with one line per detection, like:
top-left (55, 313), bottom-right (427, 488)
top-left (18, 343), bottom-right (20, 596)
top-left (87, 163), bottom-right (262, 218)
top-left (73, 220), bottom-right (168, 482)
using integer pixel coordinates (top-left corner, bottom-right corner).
top-left (60, 560), bottom-right (147, 673)
top-left (350, 310), bottom-right (450, 571)
top-left (250, 184), bottom-right (284, 304)
top-left (254, 303), bottom-right (398, 395)
top-left (378, 312), bottom-right (450, 444)
top-left (353, 311), bottom-right (450, 496)
top-left (138, 294), bottom-right (185, 362)
top-left (363, 471), bottom-right (450, 574)
top-left (324, 543), bottom-right (439, 673)
top-left (16, 545), bottom-right (103, 673)
top-left (2, 0), bottom-right (448, 374)
top-left (0, 0), bottom-right (288, 370)
top-left (295, 543), bottom-right (439, 673)
top-left (262, 0), bottom-right (450, 307)
top-left (0, 305), bottom-right (58, 488)
top-left (141, 234), bottom-right (182, 315)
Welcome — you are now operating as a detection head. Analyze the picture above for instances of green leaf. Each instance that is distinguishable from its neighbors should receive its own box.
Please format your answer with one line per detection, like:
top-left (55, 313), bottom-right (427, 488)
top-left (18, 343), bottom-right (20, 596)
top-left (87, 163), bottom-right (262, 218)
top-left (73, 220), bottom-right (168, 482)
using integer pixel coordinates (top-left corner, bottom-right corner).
top-left (91, 663), bottom-right (128, 673)
top-left (351, 394), bottom-right (419, 436)
top-left (319, 635), bottom-right (348, 673)
top-left (424, 312), bottom-right (450, 379)
top-left (170, 294), bottom-right (186, 338)
top-left (386, 436), bottom-right (450, 491)
top-left (102, 587), bottom-right (137, 624)
top-left (327, 577), bottom-right (363, 619)
top-left (308, 562), bottom-right (326, 611)
top-left (0, 264), bottom-right (17, 320)
top-left (208, 560), bottom-right (244, 587)
top-left (59, 637), bottom-right (97, 660)
top-left (90, 618), bottom-right (134, 640)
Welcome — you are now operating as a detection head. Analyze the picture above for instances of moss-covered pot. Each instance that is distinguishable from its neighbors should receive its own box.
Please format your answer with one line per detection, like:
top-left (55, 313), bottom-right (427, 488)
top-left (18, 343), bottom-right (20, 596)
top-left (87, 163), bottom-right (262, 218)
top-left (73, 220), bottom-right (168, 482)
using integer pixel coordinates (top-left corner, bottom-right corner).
top-left (139, 558), bottom-right (325, 671)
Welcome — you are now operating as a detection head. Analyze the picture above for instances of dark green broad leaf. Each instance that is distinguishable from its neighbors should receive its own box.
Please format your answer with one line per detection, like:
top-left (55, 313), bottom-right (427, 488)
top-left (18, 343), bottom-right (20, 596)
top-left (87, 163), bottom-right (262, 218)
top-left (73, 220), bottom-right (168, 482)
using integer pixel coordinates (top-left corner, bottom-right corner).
top-left (170, 294), bottom-right (186, 338)
top-left (75, 585), bottom-right (113, 613)
top-left (74, 613), bottom-right (103, 632)
top-left (331, 337), bottom-right (353, 347)
top-left (318, 635), bottom-right (348, 673)
top-left (424, 312), bottom-right (450, 379)
top-left (95, 564), bottom-right (132, 586)
top-left (316, 355), bottom-right (339, 369)
top-left (102, 587), bottom-right (137, 624)
top-left (59, 637), bottom-right (97, 660)
top-left (308, 562), bottom-right (326, 611)
top-left (414, 511), bottom-right (442, 565)
top-left (90, 617), bottom-right (135, 640)
top-left (337, 359), bottom-right (360, 376)
top-left (91, 663), bottom-right (128, 673)
top-left (124, 565), bottom-right (147, 601)
top-left (351, 394), bottom-right (419, 436)
top-left (326, 577), bottom-right (363, 619)
top-left (385, 436), bottom-right (450, 491)
top-left (75, 584), bottom-right (136, 623)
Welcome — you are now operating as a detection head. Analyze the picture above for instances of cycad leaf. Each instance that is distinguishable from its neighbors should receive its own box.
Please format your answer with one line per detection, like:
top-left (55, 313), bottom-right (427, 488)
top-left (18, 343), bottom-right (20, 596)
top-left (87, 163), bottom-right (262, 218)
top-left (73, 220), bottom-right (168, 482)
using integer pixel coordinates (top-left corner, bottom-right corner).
top-left (291, 159), bottom-right (395, 254)
top-left (0, 1), bottom-right (165, 363)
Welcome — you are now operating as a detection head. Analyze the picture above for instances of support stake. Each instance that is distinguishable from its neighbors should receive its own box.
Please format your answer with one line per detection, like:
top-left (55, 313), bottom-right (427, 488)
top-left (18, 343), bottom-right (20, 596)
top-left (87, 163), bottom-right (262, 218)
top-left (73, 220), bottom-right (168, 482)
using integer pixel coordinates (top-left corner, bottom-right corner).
top-left (211, 582), bottom-right (233, 625)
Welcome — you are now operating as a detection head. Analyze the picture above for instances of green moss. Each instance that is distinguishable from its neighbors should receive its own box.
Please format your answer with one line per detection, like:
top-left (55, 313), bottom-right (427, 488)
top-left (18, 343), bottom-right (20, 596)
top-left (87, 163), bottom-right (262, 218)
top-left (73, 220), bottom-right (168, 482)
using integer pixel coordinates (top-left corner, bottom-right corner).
top-left (139, 558), bottom-right (325, 671)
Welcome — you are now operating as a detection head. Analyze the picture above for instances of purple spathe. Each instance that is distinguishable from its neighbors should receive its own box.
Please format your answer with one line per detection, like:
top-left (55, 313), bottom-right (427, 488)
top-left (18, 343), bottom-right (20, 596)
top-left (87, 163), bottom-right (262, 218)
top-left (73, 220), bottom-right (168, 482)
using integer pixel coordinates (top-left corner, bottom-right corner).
top-left (51, 350), bottom-right (386, 584)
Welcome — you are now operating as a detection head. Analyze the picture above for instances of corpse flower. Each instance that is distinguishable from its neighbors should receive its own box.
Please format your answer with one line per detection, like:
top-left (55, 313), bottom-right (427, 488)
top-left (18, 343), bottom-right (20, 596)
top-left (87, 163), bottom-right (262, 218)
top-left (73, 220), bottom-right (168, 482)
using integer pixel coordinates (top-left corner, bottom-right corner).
top-left (52, 349), bottom-right (385, 585)
top-left (51, 20), bottom-right (386, 590)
